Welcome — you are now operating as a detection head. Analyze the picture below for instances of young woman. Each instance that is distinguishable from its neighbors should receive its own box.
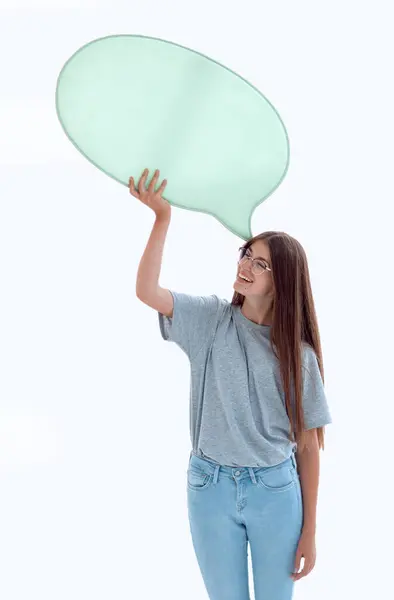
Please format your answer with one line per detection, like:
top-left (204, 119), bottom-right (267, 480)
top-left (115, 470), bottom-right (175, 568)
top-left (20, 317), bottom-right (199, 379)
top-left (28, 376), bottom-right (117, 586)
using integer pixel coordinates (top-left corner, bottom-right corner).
top-left (131, 168), bottom-right (332, 600)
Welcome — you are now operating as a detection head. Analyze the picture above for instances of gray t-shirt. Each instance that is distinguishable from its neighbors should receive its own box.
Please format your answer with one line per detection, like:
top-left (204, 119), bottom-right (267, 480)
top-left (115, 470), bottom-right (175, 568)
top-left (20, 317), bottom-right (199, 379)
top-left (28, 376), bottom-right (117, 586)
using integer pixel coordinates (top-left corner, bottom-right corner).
top-left (158, 291), bottom-right (332, 467)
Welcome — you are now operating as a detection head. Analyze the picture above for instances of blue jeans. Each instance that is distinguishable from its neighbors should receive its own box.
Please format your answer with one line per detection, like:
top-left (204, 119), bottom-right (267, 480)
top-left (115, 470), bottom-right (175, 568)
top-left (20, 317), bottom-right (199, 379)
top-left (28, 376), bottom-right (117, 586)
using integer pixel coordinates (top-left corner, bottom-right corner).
top-left (187, 451), bottom-right (303, 600)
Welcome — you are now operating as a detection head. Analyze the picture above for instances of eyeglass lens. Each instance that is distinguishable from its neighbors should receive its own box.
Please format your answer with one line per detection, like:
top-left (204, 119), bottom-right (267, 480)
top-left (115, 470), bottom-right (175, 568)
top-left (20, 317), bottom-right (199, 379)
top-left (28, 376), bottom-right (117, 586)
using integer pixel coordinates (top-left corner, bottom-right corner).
top-left (238, 248), bottom-right (266, 274)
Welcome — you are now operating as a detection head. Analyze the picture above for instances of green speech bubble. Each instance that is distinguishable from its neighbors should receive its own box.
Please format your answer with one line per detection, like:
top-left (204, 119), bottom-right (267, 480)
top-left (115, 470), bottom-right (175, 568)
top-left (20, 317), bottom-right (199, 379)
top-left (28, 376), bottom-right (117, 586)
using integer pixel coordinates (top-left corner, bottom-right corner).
top-left (56, 35), bottom-right (289, 240)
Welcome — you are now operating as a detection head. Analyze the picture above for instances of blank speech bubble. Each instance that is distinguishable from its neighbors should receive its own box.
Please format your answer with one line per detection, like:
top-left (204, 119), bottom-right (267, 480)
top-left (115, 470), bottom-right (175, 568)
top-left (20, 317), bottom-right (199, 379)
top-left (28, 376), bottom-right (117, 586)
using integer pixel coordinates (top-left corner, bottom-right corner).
top-left (56, 35), bottom-right (289, 240)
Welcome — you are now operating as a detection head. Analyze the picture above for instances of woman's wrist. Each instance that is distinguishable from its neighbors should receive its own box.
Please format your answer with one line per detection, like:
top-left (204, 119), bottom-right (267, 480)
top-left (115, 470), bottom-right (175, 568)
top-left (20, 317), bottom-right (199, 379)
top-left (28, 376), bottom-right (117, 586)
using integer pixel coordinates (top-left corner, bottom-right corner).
top-left (301, 522), bottom-right (316, 535)
top-left (155, 206), bottom-right (171, 222)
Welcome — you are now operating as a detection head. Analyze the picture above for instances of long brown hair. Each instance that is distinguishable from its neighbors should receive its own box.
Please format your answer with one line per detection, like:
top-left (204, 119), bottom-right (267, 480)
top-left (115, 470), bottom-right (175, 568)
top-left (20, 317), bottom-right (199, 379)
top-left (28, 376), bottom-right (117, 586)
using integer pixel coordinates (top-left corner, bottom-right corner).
top-left (232, 231), bottom-right (326, 453)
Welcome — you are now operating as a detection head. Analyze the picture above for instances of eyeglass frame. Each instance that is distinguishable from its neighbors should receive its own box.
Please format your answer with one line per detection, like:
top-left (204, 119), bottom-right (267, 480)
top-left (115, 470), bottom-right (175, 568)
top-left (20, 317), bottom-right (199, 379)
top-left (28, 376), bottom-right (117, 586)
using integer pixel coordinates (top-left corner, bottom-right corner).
top-left (238, 246), bottom-right (272, 275)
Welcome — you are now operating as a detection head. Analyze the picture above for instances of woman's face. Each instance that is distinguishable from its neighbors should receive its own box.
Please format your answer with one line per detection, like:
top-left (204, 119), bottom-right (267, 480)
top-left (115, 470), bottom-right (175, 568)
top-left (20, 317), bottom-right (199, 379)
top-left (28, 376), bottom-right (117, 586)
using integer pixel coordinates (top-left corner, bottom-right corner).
top-left (234, 240), bottom-right (274, 299)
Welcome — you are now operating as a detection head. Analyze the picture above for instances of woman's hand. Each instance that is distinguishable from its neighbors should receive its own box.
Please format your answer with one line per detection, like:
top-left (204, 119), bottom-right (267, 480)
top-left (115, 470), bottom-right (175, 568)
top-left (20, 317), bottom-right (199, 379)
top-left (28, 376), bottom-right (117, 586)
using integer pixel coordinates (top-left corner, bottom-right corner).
top-left (291, 529), bottom-right (316, 581)
top-left (129, 168), bottom-right (170, 219)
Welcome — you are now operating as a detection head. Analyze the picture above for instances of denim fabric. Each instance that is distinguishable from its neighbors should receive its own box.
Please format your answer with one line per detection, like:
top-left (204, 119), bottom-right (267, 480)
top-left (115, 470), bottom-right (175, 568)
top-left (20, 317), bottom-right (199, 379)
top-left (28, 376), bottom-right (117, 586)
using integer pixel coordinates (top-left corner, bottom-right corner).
top-left (187, 451), bottom-right (303, 600)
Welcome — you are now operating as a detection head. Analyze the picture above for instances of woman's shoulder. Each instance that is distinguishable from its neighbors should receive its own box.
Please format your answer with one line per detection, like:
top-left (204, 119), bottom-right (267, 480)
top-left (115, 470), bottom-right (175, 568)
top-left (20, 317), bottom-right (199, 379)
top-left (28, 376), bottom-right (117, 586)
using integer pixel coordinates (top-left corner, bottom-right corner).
top-left (300, 342), bottom-right (322, 374)
top-left (301, 341), bottom-right (318, 360)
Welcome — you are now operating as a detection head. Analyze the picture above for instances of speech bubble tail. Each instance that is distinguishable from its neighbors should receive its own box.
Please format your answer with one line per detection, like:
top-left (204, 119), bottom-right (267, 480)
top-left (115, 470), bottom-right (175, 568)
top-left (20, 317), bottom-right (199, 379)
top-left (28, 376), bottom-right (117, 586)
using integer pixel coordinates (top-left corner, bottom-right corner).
top-left (214, 207), bottom-right (253, 241)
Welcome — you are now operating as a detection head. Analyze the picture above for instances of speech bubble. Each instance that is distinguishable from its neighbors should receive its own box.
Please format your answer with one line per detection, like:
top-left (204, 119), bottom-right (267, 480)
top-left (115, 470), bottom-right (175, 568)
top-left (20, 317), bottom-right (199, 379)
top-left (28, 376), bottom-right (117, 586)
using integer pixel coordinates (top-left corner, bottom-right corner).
top-left (56, 35), bottom-right (289, 240)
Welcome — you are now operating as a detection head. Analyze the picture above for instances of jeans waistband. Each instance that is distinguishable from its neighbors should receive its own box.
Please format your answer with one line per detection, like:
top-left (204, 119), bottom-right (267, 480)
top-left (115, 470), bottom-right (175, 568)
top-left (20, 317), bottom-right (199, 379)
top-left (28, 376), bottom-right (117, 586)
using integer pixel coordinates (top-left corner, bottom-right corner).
top-left (189, 450), bottom-right (297, 485)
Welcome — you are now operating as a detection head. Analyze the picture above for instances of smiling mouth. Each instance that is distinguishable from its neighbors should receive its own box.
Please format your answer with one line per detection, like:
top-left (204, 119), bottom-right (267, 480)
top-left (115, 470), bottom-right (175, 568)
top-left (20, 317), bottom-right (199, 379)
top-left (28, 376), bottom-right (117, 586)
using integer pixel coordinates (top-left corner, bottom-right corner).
top-left (237, 274), bottom-right (253, 283)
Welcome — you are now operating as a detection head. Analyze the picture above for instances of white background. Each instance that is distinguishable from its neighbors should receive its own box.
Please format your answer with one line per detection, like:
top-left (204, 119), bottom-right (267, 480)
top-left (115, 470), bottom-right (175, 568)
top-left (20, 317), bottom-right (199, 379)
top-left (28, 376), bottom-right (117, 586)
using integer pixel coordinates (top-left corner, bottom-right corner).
top-left (1, 1), bottom-right (393, 599)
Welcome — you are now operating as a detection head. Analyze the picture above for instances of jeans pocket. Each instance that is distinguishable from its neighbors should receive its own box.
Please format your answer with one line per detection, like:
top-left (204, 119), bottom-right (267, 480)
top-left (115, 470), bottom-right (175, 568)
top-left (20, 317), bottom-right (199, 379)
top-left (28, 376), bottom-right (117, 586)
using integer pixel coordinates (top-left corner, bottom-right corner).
top-left (187, 467), bottom-right (212, 491)
top-left (257, 465), bottom-right (295, 492)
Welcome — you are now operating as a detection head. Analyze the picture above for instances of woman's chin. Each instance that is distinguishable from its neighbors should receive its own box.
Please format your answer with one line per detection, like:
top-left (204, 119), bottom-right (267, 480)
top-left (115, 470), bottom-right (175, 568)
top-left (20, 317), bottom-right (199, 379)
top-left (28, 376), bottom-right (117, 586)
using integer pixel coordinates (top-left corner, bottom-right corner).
top-left (234, 279), bottom-right (249, 292)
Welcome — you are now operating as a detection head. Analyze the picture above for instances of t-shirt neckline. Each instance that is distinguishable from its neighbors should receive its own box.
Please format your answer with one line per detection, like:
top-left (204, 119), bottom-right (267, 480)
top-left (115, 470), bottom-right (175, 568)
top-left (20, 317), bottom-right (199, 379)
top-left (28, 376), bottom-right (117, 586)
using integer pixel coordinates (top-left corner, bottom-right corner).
top-left (234, 304), bottom-right (271, 330)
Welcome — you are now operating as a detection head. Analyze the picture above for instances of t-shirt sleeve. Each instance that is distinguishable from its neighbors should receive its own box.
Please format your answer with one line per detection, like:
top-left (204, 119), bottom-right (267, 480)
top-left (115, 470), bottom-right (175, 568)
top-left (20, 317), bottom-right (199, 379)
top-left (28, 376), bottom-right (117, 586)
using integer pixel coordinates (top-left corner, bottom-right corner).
top-left (158, 291), bottom-right (222, 361)
top-left (302, 345), bottom-right (333, 430)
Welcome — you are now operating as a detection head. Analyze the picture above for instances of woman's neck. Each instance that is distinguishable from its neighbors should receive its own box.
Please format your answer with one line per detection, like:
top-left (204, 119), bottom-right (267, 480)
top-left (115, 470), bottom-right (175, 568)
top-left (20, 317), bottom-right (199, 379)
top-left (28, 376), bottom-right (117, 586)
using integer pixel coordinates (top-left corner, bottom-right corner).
top-left (241, 299), bottom-right (273, 326)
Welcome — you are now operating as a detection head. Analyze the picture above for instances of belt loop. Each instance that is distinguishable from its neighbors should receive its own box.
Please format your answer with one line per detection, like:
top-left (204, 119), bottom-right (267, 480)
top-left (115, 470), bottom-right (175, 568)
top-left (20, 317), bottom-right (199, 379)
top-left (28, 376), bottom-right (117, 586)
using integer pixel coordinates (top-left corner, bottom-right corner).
top-left (248, 467), bottom-right (257, 484)
top-left (213, 465), bottom-right (220, 484)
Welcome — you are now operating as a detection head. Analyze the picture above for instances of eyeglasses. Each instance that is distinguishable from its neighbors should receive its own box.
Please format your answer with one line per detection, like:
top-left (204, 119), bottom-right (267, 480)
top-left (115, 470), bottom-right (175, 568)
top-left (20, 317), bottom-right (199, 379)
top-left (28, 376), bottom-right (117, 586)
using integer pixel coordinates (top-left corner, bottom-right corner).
top-left (238, 247), bottom-right (272, 275)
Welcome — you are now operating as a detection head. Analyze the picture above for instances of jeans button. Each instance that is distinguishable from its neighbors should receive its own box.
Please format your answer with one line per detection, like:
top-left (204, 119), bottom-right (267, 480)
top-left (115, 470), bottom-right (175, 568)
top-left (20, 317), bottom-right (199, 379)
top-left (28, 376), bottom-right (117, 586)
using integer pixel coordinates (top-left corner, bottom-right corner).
top-left (235, 470), bottom-right (241, 476)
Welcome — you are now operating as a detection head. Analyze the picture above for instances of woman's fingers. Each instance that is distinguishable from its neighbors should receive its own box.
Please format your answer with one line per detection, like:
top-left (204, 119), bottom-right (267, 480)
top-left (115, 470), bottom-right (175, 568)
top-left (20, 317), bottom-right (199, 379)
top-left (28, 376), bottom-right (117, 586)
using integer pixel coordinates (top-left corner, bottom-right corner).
top-left (157, 178), bottom-right (167, 195)
top-left (128, 176), bottom-right (139, 197)
top-left (148, 169), bottom-right (160, 192)
top-left (130, 168), bottom-right (166, 199)
top-left (138, 168), bottom-right (149, 194)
